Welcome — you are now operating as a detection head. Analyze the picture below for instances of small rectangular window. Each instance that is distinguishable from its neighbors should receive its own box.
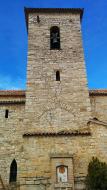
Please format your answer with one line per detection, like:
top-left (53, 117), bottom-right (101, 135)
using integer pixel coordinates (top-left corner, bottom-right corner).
top-left (5, 109), bottom-right (9, 118)
top-left (56, 71), bottom-right (60, 81)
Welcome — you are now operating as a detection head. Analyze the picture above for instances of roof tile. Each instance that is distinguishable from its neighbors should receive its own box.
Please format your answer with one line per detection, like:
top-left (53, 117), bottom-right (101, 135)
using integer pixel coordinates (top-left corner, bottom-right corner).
top-left (23, 128), bottom-right (91, 137)
top-left (0, 90), bottom-right (25, 96)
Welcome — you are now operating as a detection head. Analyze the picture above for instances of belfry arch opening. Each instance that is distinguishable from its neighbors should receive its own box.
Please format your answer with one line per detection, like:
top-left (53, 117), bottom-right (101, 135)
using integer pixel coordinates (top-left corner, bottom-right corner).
top-left (9, 159), bottom-right (17, 183)
top-left (50, 26), bottom-right (60, 49)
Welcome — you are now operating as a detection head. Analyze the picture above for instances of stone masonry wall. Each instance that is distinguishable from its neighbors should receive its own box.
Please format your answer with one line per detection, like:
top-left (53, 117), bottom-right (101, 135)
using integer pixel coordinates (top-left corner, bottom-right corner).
top-left (0, 102), bottom-right (25, 186)
top-left (20, 123), bottom-right (107, 190)
top-left (90, 95), bottom-right (107, 122)
top-left (0, 93), bottom-right (107, 189)
top-left (24, 11), bottom-right (91, 134)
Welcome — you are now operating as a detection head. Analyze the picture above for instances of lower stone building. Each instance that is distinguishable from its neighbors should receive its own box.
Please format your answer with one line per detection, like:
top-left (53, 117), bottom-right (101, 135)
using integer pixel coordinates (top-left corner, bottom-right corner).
top-left (0, 8), bottom-right (107, 190)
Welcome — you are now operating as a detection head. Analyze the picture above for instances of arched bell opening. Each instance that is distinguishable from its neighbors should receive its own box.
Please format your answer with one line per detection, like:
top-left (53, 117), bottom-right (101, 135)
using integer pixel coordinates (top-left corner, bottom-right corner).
top-left (50, 26), bottom-right (60, 49)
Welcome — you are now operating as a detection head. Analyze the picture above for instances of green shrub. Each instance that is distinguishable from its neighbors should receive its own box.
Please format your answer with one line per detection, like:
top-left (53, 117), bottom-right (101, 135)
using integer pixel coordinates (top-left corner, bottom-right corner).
top-left (86, 157), bottom-right (107, 190)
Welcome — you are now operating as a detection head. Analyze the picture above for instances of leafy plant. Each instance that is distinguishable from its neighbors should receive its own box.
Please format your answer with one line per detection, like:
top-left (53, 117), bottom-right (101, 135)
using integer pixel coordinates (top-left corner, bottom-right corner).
top-left (86, 157), bottom-right (107, 190)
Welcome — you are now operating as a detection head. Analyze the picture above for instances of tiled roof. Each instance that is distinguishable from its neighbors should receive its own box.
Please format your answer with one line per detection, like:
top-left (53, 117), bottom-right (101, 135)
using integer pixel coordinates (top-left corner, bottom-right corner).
top-left (0, 90), bottom-right (25, 104)
top-left (0, 90), bottom-right (25, 96)
top-left (24, 8), bottom-right (83, 14)
top-left (89, 90), bottom-right (107, 96)
top-left (0, 100), bottom-right (25, 104)
top-left (23, 128), bottom-right (91, 137)
top-left (0, 89), bottom-right (107, 98)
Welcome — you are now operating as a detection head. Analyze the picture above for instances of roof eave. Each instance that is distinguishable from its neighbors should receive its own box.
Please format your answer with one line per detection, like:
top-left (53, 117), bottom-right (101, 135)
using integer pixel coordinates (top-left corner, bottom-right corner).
top-left (89, 90), bottom-right (107, 96)
top-left (24, 7), bottom-right (84, 32)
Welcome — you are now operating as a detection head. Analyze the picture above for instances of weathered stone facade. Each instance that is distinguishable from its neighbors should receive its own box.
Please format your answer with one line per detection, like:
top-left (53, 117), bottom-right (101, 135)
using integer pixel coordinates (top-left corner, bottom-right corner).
top-left (0, 8), bottom-right (107, 190)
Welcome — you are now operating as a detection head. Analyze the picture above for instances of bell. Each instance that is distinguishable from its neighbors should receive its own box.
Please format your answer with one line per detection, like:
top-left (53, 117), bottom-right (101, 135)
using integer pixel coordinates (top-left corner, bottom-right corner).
top-left (53, 38), bottom-right (58, 43)
top-left (52, 33), bottom-right (58, 43)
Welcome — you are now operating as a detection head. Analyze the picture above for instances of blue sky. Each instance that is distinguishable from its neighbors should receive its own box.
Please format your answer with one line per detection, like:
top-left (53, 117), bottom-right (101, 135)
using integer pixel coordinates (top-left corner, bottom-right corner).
top-left (0, 0), bottom-right (107, 89)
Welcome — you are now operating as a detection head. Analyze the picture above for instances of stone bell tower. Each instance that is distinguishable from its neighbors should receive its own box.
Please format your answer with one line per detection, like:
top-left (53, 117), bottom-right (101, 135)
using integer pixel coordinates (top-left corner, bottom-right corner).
top-left (22, 8), bottom-right (92, 190)
top-left (24, 8), bottom-right (91, 132)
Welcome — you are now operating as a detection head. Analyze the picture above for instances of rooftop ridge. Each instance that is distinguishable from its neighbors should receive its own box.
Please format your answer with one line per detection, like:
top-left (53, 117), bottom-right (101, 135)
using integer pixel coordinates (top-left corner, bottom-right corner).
top-left (24, 7), bottom-right (84, 13)
top-left (89, 89), bottom-right (107, 95)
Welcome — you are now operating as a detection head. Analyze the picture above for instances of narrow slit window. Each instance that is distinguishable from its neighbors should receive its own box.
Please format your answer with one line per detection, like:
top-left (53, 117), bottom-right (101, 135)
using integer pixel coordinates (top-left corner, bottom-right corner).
top-left (50, 26), bottom-right (60, 49)
top-left (37, 15), bottom-right (40, 23)
top-left (9, 159), bottom-right (17, 183)
top-left (5, 109), bottom-right (9, 118)
top-left (56, 71), bottom-right (60, 81)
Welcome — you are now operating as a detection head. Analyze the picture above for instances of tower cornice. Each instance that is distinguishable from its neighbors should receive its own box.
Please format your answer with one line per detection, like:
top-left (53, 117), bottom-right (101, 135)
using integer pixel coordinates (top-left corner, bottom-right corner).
top-left (24, 7), bottom-right (84, 31)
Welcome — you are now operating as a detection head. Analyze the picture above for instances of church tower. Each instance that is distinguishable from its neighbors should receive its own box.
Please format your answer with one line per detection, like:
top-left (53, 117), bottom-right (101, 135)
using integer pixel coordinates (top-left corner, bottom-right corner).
top-left (24, 8), bottom-right (91, 132)
top-left (23, 8), bottom-right (92, 190)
